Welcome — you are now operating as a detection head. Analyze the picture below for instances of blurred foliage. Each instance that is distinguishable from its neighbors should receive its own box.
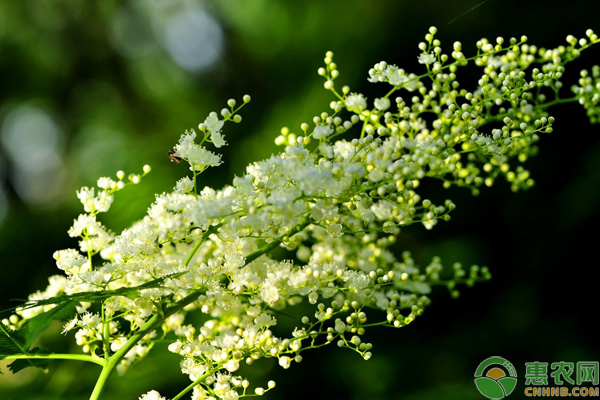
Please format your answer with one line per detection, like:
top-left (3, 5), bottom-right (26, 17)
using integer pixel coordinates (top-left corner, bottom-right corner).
top-left (0, 0), bottom-right (599, 399)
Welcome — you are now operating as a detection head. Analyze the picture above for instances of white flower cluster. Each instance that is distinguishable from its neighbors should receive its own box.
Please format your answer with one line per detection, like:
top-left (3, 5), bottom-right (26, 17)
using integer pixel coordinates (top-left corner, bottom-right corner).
top-left (139, 390), bottom-right (167, 400)
top-left (10, 27), bottom-right (600, 400)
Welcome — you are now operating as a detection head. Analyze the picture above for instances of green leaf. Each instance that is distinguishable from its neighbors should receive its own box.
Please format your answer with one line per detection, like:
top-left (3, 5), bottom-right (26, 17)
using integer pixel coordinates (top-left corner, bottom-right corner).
top-left (14, 271), bottom-right (188, 313)
top-left (1, 301), bottom-right (77, 361)
top-left (23, 300), bottom-right (78, 348)
top-left (7, 348), bottom-right (53, 374)
top-left (0, 323), bottom-right (28, 358)
top-left (8, 358), bottom-right (52, 374)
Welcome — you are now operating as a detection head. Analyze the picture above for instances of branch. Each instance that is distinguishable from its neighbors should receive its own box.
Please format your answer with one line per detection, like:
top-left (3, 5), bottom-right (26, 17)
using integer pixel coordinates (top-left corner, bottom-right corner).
top-left (4, 352), bottom-right (105, 367)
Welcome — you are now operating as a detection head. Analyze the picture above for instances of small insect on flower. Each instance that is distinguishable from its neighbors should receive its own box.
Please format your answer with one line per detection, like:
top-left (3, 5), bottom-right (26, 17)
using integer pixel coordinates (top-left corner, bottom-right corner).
top-left (168, 150), bottom-right (182, 163)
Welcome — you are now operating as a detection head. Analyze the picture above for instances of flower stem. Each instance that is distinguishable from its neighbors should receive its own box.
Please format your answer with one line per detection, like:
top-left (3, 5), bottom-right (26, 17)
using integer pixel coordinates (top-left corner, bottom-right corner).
top-left (171, 369), bottom-right (216, 400)
top-left (4, 353), bottom-right (105, 367)
top-left (183, 222), bottom-right (224, 267)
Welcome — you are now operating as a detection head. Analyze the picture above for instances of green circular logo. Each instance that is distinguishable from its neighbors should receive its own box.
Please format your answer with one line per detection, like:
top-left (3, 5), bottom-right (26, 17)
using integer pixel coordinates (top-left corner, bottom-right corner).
top-left (474, 356), bottom-right (518, 399)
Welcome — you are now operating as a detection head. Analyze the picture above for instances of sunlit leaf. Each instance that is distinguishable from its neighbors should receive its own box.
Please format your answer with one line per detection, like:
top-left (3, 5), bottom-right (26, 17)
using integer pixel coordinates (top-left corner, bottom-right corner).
top-left (7, 348), bottom-right (53, 374)
top-left (0, 322), bottom-right (27, 358)
top-left (23, 300), bottom-right (78, 349)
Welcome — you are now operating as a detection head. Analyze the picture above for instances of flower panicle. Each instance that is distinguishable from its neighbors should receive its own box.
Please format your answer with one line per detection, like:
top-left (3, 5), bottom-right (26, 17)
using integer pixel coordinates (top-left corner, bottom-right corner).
top-left (8, 28), bottom-right (599, 400)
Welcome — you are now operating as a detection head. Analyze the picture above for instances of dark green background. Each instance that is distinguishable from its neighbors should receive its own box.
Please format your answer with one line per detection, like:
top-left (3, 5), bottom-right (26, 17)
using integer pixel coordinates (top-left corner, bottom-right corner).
top-left (0, 0), bottom-right (598, 399)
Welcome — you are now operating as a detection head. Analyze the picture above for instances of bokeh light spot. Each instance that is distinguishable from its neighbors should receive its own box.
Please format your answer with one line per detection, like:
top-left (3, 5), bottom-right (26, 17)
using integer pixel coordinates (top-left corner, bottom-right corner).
top-left (0, 105), bottom-right (66, 206)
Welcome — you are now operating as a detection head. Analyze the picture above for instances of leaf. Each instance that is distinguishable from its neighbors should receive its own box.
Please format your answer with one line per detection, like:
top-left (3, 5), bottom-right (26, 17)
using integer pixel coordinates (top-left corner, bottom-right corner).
top-left (8, 358), bottom-right (52, 374)
top-left (23, 300), bottom-right (78, 349)
top-left (1, 323), bottom-right (58, 374)
top-left (0, 323), bottom-right (28, 358)
top-left (0, 301), bottom-right (77, 361)
top-left (14, 271), bottom-right (188, 313)
top-left (7, 347), bottom-right (53, 374)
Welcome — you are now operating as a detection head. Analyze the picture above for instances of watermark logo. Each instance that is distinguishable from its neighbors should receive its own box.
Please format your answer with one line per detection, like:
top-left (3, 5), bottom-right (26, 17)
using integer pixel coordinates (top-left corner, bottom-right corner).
top-left (524, 361), bottom-right (599, 397)
top-left (474, 356), bottom-right (518, 399)
top-left (474, 358), bottom-right (599, 398)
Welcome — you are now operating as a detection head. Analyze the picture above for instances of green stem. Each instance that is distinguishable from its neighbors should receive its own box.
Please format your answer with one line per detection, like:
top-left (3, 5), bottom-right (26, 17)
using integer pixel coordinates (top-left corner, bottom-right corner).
top-left (4, 353), bottom-right (105, 367)
top-left (101, 304), bottom-right (110, 359)
top-left (183, 222), bottom-right (224, 267)
top-left (244, 220), bottom-right (310, 265)
top-left (536, 96), bottom-right (578, 110)
top-left (88, 290), bottom-right (205, 400)
top-left (171, 369), bottom-right (216, 400)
